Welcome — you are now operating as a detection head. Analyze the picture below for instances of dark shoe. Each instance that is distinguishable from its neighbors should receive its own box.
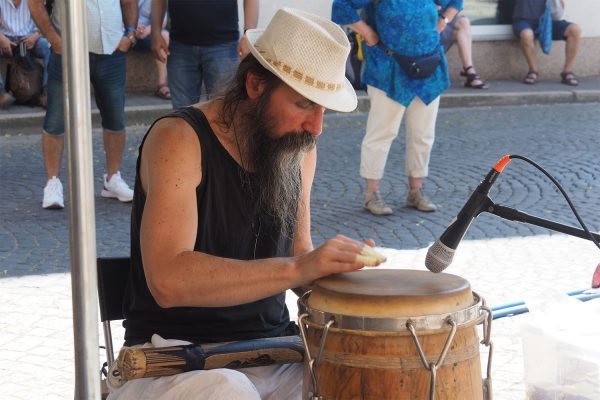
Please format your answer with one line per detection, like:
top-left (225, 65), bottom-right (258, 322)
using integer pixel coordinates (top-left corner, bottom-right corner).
top-left (560, 71), bottom-right (579, 86)
top-left (154, 83), bottom-right (171, 100)
top-left (460, 66), bottom-right (489, 89)
top-left (522, 71), bottom-right (538, 85)
top-left (364, 191), bottom-right (393, 215)
top-left (0, 91), bottom-right (16, 110)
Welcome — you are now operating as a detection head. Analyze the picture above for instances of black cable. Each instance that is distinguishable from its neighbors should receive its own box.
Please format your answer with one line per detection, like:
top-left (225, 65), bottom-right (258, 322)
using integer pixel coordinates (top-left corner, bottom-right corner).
top-left (508, 154), bottom-right (600, 251)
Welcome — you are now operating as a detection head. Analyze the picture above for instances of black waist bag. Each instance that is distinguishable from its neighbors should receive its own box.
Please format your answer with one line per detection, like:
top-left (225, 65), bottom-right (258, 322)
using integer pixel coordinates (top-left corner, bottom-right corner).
top-left (379, 42), bottom-right (441, 79)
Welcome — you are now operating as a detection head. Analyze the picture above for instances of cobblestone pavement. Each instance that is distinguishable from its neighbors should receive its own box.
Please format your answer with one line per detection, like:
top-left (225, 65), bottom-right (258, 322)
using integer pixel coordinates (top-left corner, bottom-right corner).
top-left (1, 102), bottom-right (599, 399)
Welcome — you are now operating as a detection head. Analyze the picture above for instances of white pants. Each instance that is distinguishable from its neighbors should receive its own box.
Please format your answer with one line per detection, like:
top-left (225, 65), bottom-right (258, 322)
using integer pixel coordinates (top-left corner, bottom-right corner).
top-left (108, 335), bottom-right (303, 400)
top-left (360, 85), bottom-right (440, 180)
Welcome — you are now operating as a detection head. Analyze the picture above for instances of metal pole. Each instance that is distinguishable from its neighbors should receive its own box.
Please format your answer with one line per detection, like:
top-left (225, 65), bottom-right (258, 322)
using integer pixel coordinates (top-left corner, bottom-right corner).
top-left (60, 0), bottom-right (100, 398)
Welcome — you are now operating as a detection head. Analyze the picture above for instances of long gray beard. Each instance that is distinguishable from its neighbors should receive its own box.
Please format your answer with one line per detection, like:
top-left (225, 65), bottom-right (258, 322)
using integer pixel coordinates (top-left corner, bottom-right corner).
top-left (239, 109), bottom-right (316, 238)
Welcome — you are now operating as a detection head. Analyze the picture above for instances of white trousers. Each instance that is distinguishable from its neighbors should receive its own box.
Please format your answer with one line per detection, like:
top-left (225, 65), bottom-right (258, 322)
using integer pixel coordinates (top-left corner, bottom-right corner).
top-left (108, 335), bottom-right (303, 400)
top-left (360, 85), bottom-right (440, 180)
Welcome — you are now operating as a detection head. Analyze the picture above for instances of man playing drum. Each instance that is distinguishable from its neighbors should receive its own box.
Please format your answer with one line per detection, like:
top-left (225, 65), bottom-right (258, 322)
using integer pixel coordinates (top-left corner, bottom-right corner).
top-left (109, 8), bottom-right (385, 400)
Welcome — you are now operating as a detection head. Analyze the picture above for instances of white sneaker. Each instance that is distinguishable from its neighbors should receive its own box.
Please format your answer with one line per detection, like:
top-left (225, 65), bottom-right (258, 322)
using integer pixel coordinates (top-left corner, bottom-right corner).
top-left (42, 176), bottom-right (65, 209)
top-left (101, 171), bottom-right (133, 202)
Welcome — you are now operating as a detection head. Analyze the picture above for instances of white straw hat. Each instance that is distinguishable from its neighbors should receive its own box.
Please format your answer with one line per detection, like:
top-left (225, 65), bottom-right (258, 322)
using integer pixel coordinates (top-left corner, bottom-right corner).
top-left (245, 8), bottom-right (357, 112)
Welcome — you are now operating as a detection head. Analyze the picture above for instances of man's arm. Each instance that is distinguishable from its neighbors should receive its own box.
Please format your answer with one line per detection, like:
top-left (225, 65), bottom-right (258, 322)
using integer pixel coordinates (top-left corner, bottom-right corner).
top-left (238, 0), bottom-right (259, 57)
top-left (138, 119), bottom-right (376, 309)
top-left (28, 0), bottom-right (61, 53)
top-left (290, 147), bottom-right (317, 297)
top-left (120, 0), bottom-right (138, 31)
top-left (151, 0), bottom-right (168, 62)
top-left (116, 0), bottom-right (138, 52)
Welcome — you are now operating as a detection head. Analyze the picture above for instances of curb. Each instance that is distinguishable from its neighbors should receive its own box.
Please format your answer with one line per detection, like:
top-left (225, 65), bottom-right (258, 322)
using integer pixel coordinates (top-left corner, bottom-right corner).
top-left (1, 89), bottom-right (599, 135)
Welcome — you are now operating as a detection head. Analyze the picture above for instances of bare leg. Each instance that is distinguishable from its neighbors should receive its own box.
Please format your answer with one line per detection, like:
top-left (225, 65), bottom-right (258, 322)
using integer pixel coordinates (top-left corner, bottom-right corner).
top-left (156, 30), bottom-right (170, 93)
top-left (454, 17), bottom-right (474, 70)
top-left (103, 129), bottom-right (126, 178)
top-left (408, 176), bottom-right (422, 191)
top-left (563, 23), bottom-right (581, 73)
top-left (519, 28), bottom-right (538, 74)
top-left (365, 178), bottom-right (380, 194)
top-left (452, 17), bottom-right (487, 88)
top-left (42, 132), bottom-right (64, 179)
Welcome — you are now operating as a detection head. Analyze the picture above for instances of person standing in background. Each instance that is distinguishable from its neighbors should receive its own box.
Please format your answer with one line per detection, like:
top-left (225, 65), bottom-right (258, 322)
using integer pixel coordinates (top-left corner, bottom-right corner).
top-left (151, 0), bottom-right (258, 108)
top-left (29, 0), bottom-right (138, 209)
top-left (332, 0), bottom-right (462, 215)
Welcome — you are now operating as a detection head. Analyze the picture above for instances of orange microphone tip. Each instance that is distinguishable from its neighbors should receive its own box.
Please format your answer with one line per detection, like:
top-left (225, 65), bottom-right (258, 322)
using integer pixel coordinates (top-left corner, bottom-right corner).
top-left (493, 154), bottom-right (511, 173)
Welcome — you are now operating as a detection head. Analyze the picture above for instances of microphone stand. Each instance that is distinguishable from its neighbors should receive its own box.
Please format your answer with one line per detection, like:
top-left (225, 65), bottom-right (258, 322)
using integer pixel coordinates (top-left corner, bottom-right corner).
top-left (476, 199), bottom-right (600, 318)
top-left (483, 202), bottom-right (600, 243)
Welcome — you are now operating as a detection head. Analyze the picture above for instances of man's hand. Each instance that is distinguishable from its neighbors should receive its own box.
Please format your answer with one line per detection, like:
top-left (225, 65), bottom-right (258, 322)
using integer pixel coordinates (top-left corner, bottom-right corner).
top-left (293, 235), bottom-right (383, 288)
top-left (21, 32), bottom-right (41, 50)
top-left (347, 20), bottom-right (379, 47)
top-left (0, 34), bottom-right (16, 56)
top-left (136, 24), bottom-right (151, 40)
top-left (437, 18), bottom-right (447, 33)
top-left (237, 36), bottom-right (250, 59)
top-left (361, 26), bottom-right (379, 47)
top-left (117, 35), bottom-right (134, 52)
top-left (151, 30), bottom-right (169, 63)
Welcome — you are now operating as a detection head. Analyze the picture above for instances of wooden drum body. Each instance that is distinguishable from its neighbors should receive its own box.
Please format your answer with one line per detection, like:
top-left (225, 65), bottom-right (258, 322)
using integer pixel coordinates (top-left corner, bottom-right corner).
top-left (298, 270), bottom-right (492, 400)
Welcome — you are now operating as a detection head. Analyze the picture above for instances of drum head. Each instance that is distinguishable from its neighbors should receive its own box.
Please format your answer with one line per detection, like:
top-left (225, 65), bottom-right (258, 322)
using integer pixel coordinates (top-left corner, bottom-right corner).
top-left (308, 269), bottom-right (473, 317)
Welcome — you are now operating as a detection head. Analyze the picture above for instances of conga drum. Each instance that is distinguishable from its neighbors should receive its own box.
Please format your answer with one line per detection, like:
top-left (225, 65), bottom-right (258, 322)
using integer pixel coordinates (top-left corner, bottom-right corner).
top-left (298, 269), bottom-right (493, 400)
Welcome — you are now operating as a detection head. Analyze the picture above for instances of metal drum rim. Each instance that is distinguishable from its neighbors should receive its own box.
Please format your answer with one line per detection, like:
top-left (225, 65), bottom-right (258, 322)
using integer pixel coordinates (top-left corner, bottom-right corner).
top-left (297, 291), bottom-right (485, 332)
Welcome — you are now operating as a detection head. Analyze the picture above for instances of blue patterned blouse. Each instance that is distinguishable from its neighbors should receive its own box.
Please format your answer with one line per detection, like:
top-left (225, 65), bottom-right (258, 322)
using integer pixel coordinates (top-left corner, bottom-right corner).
top-left (332, 0), bottom-right (463, 106)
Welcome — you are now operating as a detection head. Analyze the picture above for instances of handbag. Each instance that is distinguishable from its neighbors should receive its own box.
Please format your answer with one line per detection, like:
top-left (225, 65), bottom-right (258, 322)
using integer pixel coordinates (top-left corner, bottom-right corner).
top-left (378, 42), bottom-right (442, 79)
top-left (6, 50), bottom-right (43, 105)
top-left (536, 0), bottom-right (553, 55)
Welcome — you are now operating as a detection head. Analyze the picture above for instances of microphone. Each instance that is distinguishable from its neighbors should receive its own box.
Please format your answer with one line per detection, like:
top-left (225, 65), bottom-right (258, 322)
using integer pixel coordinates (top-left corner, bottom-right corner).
top-left (425, 155), bottom-right (511, 273)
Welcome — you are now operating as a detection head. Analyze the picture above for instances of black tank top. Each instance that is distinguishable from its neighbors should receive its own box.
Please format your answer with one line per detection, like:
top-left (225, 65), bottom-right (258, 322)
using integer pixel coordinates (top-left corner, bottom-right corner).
top-left (123, 107), bottom-right (296, 345)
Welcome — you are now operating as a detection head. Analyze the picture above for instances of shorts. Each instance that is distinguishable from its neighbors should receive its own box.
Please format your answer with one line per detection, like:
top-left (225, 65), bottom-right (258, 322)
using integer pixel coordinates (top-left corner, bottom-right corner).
top-left (439, 16), bottom-right (460, 53)
top-left (44, 50), bottom-right (126, 135)
top-left (512, 19), bottom-right (572, 41)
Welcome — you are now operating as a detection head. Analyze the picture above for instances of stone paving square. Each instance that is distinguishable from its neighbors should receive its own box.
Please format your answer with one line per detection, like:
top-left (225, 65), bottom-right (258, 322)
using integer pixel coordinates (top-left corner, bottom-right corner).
top-left (1, 102), bottom-right (599, 399)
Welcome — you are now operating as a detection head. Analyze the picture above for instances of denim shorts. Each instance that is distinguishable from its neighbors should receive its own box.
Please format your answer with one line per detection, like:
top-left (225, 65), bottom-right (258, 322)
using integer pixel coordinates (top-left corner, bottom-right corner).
top-left (513, 19), bottom-right (572, 41)
top-left (44, 50), bottom-right (126, 135)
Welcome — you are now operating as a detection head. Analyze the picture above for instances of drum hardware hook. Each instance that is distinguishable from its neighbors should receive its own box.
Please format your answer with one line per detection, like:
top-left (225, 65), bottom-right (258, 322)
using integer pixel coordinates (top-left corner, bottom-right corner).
top-left (406, 317), bottom-right (458, 400)
top-left (298, 313), bottom-right (334, 399)
top-left (479, 305), bottom-right (494, 400)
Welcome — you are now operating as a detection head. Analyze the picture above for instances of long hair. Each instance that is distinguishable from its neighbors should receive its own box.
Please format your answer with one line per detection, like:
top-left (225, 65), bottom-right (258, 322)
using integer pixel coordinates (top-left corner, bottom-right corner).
top-left (217, 55), bottom-right (282, 130)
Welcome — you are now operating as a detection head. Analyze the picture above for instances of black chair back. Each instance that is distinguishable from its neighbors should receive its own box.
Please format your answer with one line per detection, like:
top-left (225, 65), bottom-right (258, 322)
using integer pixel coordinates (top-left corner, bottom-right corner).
top-left (97, 257), bottom-right (130, 323)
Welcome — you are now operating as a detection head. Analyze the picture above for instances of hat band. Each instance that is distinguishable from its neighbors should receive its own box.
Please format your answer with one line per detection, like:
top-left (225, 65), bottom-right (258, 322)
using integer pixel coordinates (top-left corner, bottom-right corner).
top-left (264, 57), bottom-right (343, 92)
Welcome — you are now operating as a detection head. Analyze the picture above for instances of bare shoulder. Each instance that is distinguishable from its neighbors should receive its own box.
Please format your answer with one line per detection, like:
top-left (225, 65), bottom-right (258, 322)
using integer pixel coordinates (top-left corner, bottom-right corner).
top-left (141, 116), bottom-right (202, 193)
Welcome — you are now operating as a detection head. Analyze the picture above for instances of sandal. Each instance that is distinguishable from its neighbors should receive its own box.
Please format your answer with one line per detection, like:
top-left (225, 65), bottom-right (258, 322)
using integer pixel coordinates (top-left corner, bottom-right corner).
top-left (460, 66), bottom-right (489, 89)
top-left (522, 71), bottom-right (538, 85)
top-left (154, 83), bottom-right (171, 100)
top-left (560, 71), bottom-right (579, 86)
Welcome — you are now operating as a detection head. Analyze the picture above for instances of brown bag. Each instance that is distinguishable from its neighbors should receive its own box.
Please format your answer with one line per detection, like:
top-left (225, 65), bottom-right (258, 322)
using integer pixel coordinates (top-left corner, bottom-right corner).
top-left (6, 55), bottom-right (43, 105)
